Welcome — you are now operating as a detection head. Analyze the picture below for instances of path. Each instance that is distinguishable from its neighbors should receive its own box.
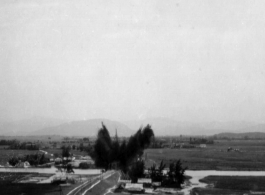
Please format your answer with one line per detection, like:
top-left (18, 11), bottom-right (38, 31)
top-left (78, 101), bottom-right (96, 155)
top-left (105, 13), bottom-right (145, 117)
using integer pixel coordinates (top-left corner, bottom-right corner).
top-left (66, 170), bottom-right (116, 195)
top-left (83, 171), bottom-right (120, 195)
top-left (103, 172), bottom-right (121, 195)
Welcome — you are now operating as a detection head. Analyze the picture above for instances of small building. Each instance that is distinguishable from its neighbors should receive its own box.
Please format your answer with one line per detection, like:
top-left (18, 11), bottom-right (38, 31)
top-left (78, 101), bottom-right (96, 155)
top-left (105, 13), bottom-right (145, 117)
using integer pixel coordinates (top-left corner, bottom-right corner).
top-left (125, 183), bottom-right (144, 193)
top-left (55, 158), bottom-right (62, 163)
top-left (199, 144), bottom-right (207, 148)
top-left (15, 161), bottom-right (30, 168)
top-left (137, 178), bottom-right (152, 184)
top-left (80, 156), bottom-right (92, 160)
top-left (68, 159), bottom-right (95, 168)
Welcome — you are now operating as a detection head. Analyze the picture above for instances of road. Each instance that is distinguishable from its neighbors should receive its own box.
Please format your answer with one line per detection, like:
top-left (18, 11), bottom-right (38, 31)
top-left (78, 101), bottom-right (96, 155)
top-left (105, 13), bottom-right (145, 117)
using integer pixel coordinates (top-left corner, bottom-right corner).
top-left (66, 170), bottom-right (118, 195)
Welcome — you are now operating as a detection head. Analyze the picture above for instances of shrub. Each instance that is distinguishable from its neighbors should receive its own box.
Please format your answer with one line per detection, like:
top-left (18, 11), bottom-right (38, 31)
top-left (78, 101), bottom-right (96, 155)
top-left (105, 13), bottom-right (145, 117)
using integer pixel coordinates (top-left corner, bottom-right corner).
top-left (79, 162), bottom-right (90, 169)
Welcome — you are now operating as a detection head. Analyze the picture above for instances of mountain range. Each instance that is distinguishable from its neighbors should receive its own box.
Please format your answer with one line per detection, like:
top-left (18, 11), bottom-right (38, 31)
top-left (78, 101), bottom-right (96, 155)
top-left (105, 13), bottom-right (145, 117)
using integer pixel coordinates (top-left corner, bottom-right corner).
top-left (0, 117), bottom-right (67, 136)
top-left (0, 117), bottom-right (265, 137)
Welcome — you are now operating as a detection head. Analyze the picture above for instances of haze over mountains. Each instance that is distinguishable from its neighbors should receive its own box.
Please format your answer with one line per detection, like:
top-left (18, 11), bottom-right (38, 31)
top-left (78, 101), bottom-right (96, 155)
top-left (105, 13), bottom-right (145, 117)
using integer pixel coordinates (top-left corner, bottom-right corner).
top-left (0, 117), bottom-right (67, 136)
top-left (32, 119), bottom-right (133, 137)
top-left (0, 117), bottom-right (265, 137)
top-left (124, 118), bottom-right (263, 136)
top-left (214, 132), bottom-right (265, 139)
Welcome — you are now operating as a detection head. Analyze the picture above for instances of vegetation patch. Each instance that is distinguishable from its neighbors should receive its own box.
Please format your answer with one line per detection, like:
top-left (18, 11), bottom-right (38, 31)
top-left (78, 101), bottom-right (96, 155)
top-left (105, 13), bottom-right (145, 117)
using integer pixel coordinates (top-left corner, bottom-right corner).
top-left (200, 176), bottom-right (265, 191)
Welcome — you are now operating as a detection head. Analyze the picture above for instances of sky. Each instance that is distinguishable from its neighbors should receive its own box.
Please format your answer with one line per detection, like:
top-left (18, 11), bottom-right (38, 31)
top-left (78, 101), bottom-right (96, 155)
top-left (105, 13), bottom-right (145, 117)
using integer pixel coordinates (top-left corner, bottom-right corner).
top-left (1, 0), bottom-right (265, 123)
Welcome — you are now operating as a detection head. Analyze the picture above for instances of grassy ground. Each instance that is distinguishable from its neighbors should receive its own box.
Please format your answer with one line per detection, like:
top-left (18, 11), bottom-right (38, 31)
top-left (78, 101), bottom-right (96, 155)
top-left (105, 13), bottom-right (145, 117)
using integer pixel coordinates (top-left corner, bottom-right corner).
top-left (0, 172), bottom-right (61, 195)
top-left (0, 172), bottom-right (99, 195)
top-left (145, 140), bottom-right (265, 170)
top-left (191, 176), bottom-right (265, 195)
top-left (191, 188), bottom-right (249, 195)
top-left (200, 176), bottom-right (265, 191)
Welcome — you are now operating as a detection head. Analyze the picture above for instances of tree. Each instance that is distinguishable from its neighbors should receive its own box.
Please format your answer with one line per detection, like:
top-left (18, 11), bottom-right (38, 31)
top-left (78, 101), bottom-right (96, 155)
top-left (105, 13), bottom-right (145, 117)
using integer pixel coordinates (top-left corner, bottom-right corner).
top-left (123, 125), bottom-right (154, 171)
top-left (92, 123), bottom-right (154, 172)
top-left (128, 159), bottom-right (145, 183)
top-left (62, 146), bottom-right (71, 158)
top-left (118, 140), bottom-right (127, 171)
top-left (72, 145), bottom-right (76, 150)
top-left (8, 153), bottom-right (50, 166)
top-left (110, 138), bottom-right (120, 164)
top-left (79, 143), bottom-right (84, 151)
top-left (165, 160), bottom-right (187, 188)
top-left (83, 137), bottom-right (89, 142)
top-left (149, 160), bottom-right (166, 182)
top-left (93, 123), bottom-right (113, 170)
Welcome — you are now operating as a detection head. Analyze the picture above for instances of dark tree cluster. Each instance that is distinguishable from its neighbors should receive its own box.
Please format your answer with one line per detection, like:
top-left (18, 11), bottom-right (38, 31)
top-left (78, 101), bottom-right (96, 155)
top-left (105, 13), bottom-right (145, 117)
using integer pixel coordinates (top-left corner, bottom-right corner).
top-left (92, 123), bottom-right (154, 172)
top-left (149, 160), bottom-right (187, 188)
top-left (61, 145), bottom-right (71, 158)
top-left (8, 153), bottom-right (50, 166)
top-left (128, 159), bottom-right (145, 183)
top-left (189, 137), bottom-right (214, 144)
top-left (0, 139), bottom-right (17, 146)
top-left (8, 141), bottom-right (39, 150)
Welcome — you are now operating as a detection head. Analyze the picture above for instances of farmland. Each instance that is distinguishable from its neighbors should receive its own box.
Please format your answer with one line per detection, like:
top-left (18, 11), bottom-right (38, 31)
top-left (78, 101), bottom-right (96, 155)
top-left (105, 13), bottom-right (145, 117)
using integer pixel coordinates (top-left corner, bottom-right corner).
top-left (145, 140), bottom-right (265, 170)
top-left (0, 149), bottom-right (39, 166)
top-left (0, 148), bottom-right (88, 166)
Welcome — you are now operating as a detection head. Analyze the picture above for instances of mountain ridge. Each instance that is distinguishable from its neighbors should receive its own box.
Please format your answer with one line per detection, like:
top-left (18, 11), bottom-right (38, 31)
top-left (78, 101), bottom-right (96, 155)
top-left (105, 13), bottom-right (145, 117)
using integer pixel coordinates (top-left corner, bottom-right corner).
top-left (1, 116), bottom-right (265, 137)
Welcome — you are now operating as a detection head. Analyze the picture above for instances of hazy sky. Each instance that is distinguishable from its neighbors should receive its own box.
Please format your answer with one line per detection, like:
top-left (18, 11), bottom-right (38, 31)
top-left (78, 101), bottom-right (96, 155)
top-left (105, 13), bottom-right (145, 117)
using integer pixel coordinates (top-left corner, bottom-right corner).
top-left (1, 0), bottom-right (265, 122)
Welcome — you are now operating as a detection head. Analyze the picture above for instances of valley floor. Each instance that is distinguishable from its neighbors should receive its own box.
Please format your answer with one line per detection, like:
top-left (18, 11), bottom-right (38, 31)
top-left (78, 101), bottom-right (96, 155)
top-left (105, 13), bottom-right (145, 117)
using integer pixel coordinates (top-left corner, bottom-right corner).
top-left (145, 140), bottom-right (265, 171)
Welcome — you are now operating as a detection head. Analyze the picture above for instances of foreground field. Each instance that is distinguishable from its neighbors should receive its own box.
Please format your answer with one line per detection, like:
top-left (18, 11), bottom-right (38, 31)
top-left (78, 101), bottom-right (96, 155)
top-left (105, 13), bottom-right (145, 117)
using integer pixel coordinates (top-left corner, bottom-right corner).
top-left (145, 140), bottom-right (265, 170)
top-left (191, 176), bottom-right (265, 195)
top-left (0, 172), bottom-right (61, 195)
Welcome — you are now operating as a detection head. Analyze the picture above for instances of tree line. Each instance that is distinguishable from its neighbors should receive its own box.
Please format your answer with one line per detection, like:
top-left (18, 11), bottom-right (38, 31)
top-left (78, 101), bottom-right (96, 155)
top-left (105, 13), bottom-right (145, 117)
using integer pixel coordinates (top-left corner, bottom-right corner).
top-left (9, 141), bottom-right (39, 150)
top-left (8, 153), bottom-right (50, 166)
top-left (0, 139), bottom-right (17, 146)
top-left (128, 159), bottom-right (187, 187)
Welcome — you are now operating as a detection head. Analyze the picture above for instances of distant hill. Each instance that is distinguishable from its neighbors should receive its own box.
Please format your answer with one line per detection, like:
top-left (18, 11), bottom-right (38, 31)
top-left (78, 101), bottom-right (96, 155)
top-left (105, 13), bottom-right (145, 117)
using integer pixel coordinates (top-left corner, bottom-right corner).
top-left (236, 124), bottom-right (265, 133)
top-left (32, 119), bottom-right (134, 137)
top-left (124, 117), bottom-right (209, 136)
top-left (214, 132), bottom-right (265, 139)
top-left (0, 117), bottom-right (67, 136)
top-left (124, 117), bottom-right (265, 136)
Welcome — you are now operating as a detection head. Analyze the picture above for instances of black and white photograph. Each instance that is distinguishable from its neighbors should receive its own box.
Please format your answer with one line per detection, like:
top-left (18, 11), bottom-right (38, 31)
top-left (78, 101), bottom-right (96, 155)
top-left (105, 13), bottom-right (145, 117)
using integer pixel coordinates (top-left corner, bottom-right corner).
top-left (1, 0), bottom-right (265, 194)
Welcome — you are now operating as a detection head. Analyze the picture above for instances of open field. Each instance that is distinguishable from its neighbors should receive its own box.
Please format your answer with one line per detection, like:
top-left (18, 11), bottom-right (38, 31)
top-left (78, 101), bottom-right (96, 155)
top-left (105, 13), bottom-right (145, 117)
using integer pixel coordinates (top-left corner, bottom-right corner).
top-left (191, 176), bottom-right (265, 195)
top-left (145, 140), bottom-right (265, 170)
